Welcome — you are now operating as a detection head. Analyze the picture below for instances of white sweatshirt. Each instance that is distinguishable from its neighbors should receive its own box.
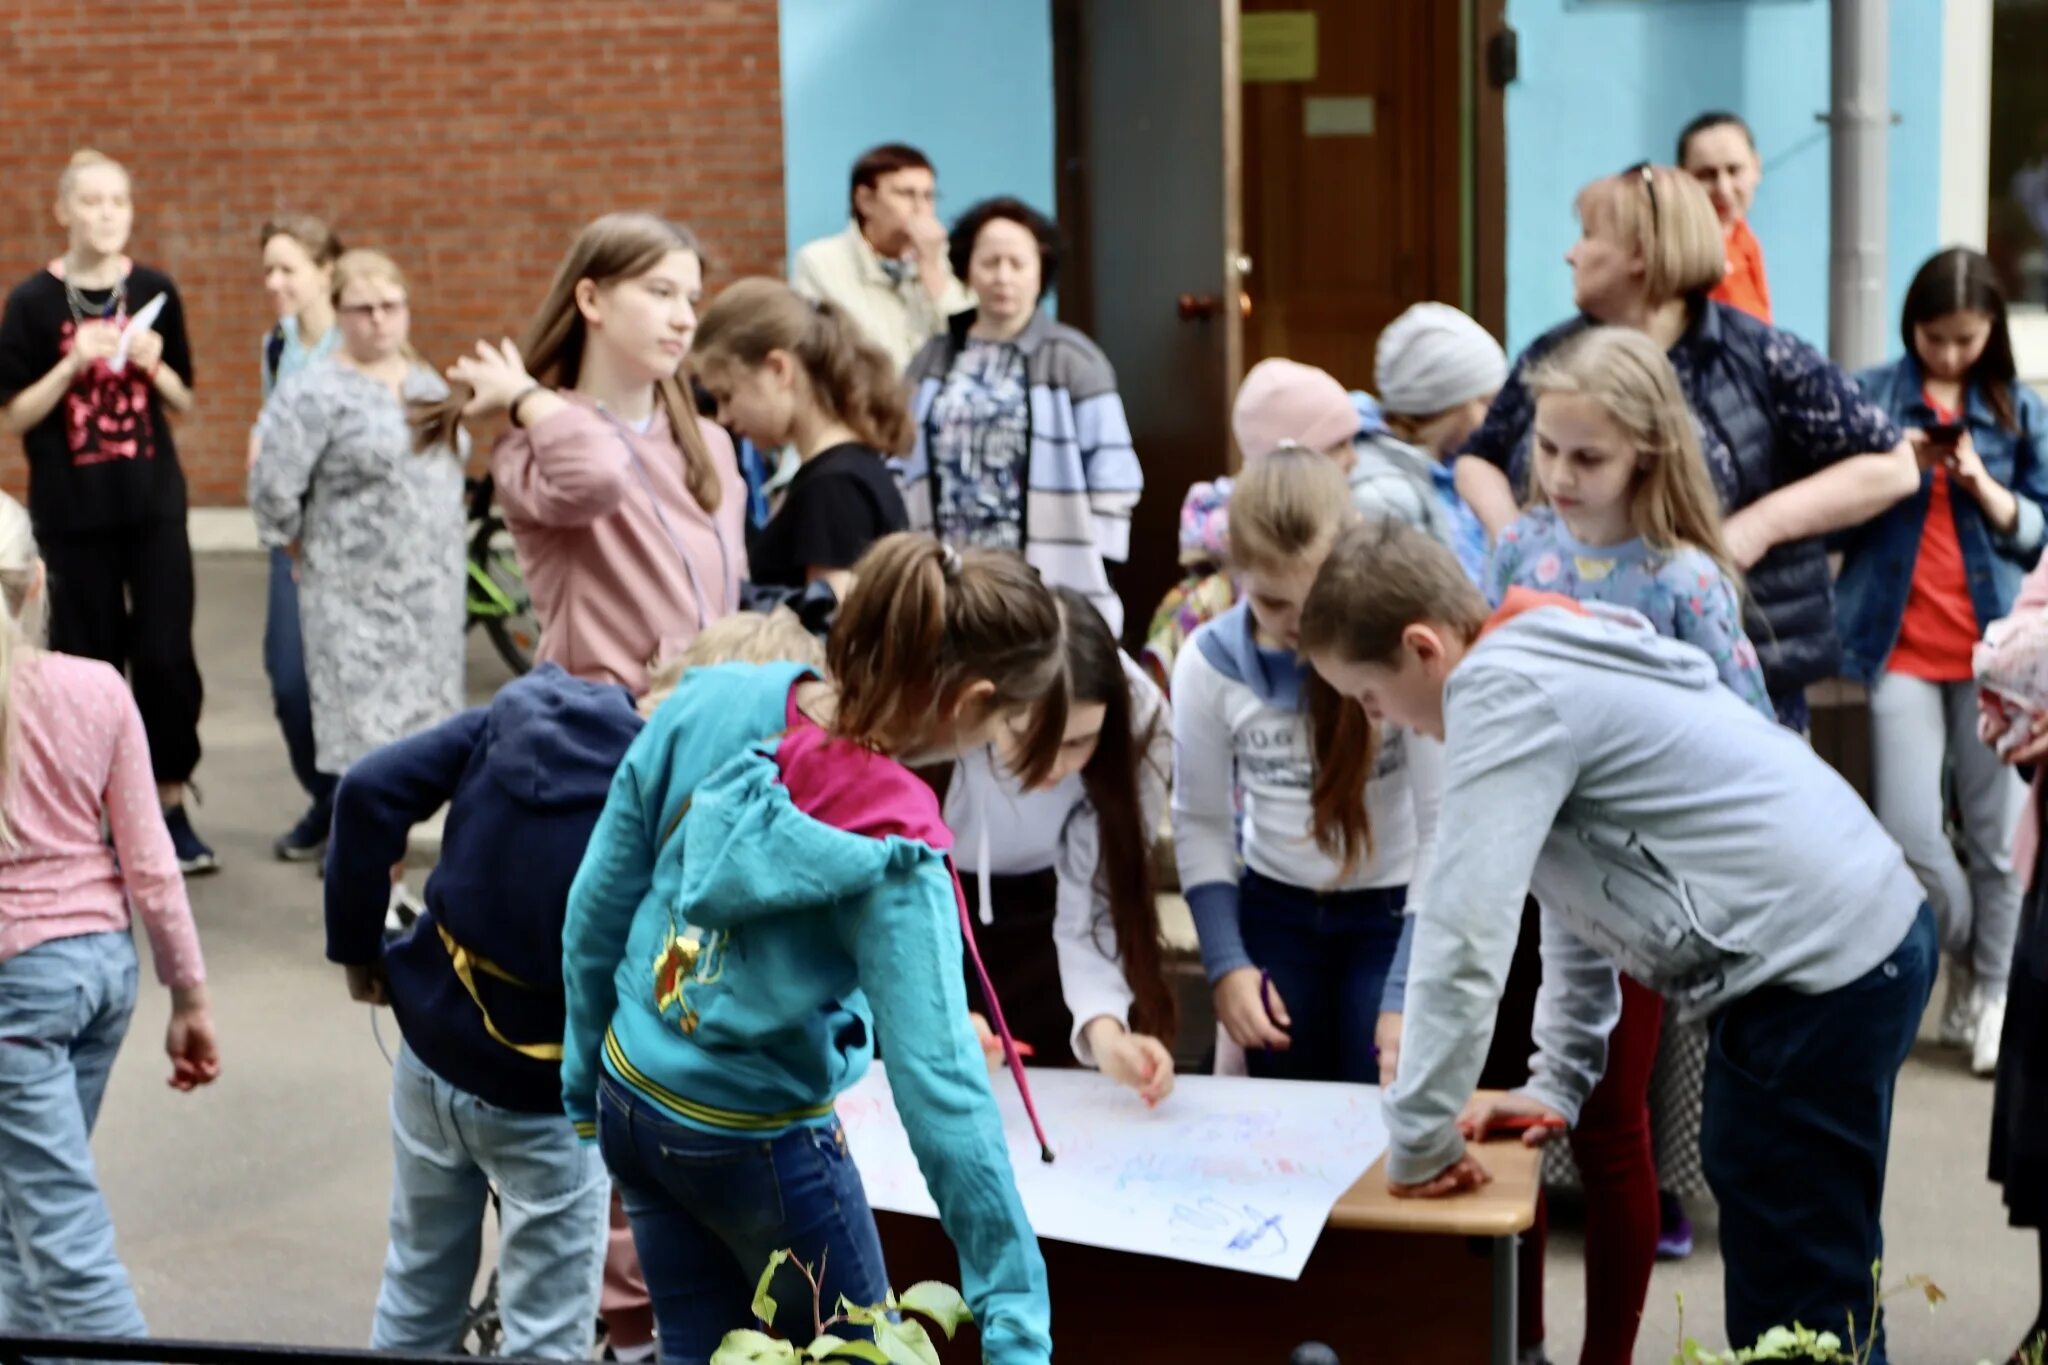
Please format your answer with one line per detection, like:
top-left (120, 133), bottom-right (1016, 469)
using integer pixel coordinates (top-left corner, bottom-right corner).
top-left (945, 654), bottom-right (1173, 1064)
top-left (1171, 602), bottom-right (1441, 981)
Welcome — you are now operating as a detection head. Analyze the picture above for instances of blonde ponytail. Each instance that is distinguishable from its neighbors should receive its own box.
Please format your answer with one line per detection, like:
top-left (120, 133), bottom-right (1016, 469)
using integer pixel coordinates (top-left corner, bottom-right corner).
top-left (0, 495), bottom-right (46, 848)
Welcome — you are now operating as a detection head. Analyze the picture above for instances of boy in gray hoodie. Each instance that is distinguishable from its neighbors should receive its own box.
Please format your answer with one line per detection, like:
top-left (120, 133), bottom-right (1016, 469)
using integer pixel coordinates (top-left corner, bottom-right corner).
top-left (1299, 519), bottom-right (1934, 1362)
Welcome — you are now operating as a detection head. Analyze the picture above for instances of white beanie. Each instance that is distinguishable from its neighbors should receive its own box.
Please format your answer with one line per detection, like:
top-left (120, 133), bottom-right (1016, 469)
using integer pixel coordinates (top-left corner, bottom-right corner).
top-left (1374, 303), bottom-right (1508, 417)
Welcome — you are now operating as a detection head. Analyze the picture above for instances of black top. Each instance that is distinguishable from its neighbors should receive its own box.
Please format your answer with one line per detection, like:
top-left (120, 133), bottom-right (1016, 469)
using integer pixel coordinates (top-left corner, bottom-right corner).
top-left (0, 265), bottom-right (193, 534)
top-left (749, 442), bottom-right (909, 590)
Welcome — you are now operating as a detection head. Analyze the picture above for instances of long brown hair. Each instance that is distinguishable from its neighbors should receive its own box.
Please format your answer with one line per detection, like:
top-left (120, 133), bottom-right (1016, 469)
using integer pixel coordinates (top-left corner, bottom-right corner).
top-left (1901, 246), bottom-right (2020, 432)
top-left (1226, 446), bottom-right (1371, 874)
top-left (691, 277), bottom-right (913, 454)
top-left (416, 213), bottom-right (723, 512)
top-left (1053, 588), bottom-right (1176, 1043)
top-left (1524, 326), bottom-right (1740, 585)
top-left (1301, 520), bottom-right (1488, 868)
top-left (828, 535), bottom-right (1067, 787)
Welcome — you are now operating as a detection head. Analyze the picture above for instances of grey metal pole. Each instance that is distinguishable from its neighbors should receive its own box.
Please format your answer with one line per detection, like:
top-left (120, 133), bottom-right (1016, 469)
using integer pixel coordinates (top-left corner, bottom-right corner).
top-left (1827, 0), bottom-right (1890, 369)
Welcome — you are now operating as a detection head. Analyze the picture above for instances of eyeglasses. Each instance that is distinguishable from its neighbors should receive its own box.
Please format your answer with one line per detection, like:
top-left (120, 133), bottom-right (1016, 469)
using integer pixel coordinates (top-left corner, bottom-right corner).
top-left (1622, 161), bottom-right (1661, 238)
top-left (340, 300), bottom-right (408, 320)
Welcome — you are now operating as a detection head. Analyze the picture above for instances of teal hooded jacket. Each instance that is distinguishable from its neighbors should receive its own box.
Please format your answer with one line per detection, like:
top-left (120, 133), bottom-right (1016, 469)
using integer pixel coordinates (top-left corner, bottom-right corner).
top-left (561, 661), bottom-right (1050, 1364)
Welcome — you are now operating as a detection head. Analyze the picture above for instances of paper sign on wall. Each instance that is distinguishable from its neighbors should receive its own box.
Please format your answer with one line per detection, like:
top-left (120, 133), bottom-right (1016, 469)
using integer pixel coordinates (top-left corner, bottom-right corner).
top-left (1241, 11), bottom-right (1318, 83)
top-left (1305, 96), bottom-right (1377, 137)
top-left (839, 1063), bottom-right (1388, 1281)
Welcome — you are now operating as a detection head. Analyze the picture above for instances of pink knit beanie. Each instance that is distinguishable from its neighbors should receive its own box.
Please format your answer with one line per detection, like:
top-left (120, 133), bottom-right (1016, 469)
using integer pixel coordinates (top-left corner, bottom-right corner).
top-left (1231, 358), bottom-right (1359, 462)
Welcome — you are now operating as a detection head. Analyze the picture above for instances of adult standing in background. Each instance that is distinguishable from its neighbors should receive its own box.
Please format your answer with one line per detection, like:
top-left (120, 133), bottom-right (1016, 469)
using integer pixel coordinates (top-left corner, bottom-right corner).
top-left (249, 249), bottom-right (466, 781)
top-left (254, 215), bottom-right (346, 863)
top-left (791, 143), bottom-right (973, 372)
top-left (900, 197), bottom-right (1142, 633)
top-left (0, 149), bottom-right (215, 874)
top-left (1680, 111), bottom-right (1773, 324)
top-left (1455, 163), bottom-right (1916, 730)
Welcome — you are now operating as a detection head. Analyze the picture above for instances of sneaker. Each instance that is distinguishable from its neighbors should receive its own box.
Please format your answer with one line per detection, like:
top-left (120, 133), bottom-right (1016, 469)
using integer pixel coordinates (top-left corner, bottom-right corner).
top-left (384, 881), bottom-right (424, 940)
top-left (1974, 989), bottom-right (2007, 1077)
top-left (273, 801), bottom-right (331, 863)
top-left (1939, 963), bottom-right (1980, 1048)
top-left (1656, 1190), bottom-right (1695, 1260)
top-left (163, 805), bottom-right (219, 876)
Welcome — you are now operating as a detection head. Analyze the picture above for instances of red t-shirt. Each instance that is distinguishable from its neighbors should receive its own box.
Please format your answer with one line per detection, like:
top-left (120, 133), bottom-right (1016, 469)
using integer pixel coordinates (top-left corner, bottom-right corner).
top-left (1709, 219), bottom-right (1773, 324)
top-left (1887, 394), bottom-right (1980, 681)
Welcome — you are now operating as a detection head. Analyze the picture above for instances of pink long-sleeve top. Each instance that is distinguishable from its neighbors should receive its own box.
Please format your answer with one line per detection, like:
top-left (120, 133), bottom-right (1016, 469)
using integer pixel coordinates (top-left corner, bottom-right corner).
top-left (2006, 558), bottom-right (2048, 890)
top-left (0, 653), bottom-right (206, 989)
top-left (492, 395), bottom-right (748, 696)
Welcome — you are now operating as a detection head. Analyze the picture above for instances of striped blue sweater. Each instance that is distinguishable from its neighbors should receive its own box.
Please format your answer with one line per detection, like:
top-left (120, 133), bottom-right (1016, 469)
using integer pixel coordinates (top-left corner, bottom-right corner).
top-left (900, 309), bottom-right (1143, 632)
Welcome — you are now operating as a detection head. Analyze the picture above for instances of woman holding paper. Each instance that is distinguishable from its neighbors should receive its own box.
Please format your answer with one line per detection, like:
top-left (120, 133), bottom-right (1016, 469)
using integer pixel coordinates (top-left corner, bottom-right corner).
top-left (0, 149), bottom-right (214, 873)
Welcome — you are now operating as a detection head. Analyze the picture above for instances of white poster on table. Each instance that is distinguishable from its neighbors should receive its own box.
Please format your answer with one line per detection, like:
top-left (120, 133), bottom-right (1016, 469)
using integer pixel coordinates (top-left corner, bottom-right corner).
top-left (837, 1064), bottom-right (1388, 1281)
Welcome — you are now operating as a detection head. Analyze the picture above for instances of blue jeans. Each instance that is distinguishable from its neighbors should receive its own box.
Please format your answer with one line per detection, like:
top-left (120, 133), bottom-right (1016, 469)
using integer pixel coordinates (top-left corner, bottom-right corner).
top-left (1702, 903), bottom-right (1936, 1364)
top-left (0, 932), bottom-right (146, 1337)
top-left (597, 1076), bottom-right (890, 1365)
top-left (264, 546), bottom-right (337, 810)
top-left (373, 1045), bottom-right (609, 1360)
top-left (1238, 871), bottom-right (1406, 1084)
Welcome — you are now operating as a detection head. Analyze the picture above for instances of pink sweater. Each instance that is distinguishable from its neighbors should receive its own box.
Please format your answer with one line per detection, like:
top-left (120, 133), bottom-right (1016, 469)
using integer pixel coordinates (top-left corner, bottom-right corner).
top-left (0, 653), bottom-right (206, 989)
top-left (2008, 559), bottom-right (2048, 890)
top-left (492, 397), bottom-right (748, 696)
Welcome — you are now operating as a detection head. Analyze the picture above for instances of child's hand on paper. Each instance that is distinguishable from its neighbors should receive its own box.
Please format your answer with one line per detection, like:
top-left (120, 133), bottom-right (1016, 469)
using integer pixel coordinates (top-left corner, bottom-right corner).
top-left (1389, 1151), bottom-right (1492, 1200)
top-left (1375, 1011), bottom-right (1402, 1087)
top-left (1085, 1018), bottom-right (1175, 1107)
top-left (1213, 966), bottom-right (1290, 1052)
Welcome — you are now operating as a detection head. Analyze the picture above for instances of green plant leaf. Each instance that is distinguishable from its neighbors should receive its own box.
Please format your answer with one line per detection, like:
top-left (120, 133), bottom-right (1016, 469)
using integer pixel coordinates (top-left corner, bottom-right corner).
top-left (835, 1295), bottom-right (880, 1328)
top-left (817, 1340), bottom-right (890, 1364)
top-left (895, 1281), bottom-right (973, 1340)
top-left (752, 1250), bottom-right (791, 1327)
top-left (712, 1329), bottom-right (803, 1365)
top-left (874, 1318), bottom-right (942, 1365)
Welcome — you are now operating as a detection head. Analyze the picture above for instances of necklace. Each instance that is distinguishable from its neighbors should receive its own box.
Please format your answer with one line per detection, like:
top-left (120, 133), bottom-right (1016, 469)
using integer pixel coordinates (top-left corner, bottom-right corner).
top-left (60, 255), bottom-right (125, 327)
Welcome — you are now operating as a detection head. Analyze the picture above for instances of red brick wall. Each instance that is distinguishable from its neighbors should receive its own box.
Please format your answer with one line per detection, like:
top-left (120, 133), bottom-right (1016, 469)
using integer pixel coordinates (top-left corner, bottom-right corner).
top-left (0, 0), bottom-right (786, 507)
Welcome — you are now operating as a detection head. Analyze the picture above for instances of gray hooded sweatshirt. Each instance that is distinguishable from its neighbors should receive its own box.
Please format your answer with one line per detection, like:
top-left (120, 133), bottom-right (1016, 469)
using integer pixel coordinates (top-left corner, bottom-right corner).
top-left (1385, 595), bottom-right (1923, 1184)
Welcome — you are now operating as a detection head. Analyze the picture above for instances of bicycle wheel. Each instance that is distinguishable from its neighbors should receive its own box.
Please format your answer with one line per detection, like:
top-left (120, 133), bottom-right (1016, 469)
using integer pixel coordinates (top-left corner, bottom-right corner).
top-left (469, 519), bottom-right (539, 676)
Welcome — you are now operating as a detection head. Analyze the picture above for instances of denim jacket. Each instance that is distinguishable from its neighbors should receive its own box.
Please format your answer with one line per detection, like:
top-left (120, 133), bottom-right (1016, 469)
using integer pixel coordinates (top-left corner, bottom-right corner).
top-left (1833, 357), bottom-right (2048, 684)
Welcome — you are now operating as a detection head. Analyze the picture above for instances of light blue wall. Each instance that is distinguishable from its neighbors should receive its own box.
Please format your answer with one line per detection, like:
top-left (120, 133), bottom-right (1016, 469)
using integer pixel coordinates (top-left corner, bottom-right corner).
top-left (777, 0), bottom-right (1056, 269)
top-left (1502, 0), bottom-right (1943, 360)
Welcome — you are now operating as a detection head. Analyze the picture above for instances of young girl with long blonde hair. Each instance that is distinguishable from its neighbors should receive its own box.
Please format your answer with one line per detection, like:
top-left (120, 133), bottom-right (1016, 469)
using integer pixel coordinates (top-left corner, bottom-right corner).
top-left (444, 214), bottom-right (748, 697)
top-left (0, 490), bottom-right (219, 1336)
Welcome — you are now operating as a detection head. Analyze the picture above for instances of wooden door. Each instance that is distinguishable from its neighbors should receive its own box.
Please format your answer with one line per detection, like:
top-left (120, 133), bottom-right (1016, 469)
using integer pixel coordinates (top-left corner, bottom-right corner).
top-left (1239, 0), bottom-right (1465, 387)
top-left (1056, 0), bottom-right (1242, 644)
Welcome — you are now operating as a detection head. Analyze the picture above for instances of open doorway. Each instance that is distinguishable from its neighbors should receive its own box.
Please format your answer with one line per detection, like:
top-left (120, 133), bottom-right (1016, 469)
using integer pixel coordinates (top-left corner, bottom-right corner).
top-left (1054, 0), bottom-right (1506, 639)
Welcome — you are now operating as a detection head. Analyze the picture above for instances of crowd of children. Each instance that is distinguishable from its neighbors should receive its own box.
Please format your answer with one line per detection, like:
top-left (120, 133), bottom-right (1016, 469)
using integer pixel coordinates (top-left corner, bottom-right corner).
top-left (6, 113), bottom-right (2048, 1365)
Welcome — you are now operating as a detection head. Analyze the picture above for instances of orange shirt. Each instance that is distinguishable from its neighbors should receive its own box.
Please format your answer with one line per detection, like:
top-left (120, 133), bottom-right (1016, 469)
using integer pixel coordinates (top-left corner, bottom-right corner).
top-left (1888, 395), bottom-right (1981, 681)
top-left (1710, 219), bottom-right (1773, 324)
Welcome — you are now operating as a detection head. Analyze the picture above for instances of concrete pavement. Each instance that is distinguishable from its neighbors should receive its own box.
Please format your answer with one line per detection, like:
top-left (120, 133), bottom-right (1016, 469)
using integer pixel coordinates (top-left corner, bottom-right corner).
top-left (86, 553), bottom-right (2038, 1360)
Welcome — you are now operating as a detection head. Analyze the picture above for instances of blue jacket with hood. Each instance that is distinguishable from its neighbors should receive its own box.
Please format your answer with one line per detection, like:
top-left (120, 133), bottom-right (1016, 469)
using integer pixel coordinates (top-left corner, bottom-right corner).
top-left (325, 663), bottom-right (643, 1113)
top-left (561, 661), bottom-right (1051, 1365)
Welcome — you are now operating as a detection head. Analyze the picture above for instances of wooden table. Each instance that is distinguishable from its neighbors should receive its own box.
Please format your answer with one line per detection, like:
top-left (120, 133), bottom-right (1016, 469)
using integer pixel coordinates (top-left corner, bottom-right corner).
top-left (874, 1122), bottom-right (1541, 1364)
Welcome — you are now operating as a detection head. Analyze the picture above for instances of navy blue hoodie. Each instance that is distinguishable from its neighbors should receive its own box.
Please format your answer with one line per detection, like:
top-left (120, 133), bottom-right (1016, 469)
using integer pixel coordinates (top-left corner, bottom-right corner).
top-left (326, 664), bottom-right (644, 1112)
